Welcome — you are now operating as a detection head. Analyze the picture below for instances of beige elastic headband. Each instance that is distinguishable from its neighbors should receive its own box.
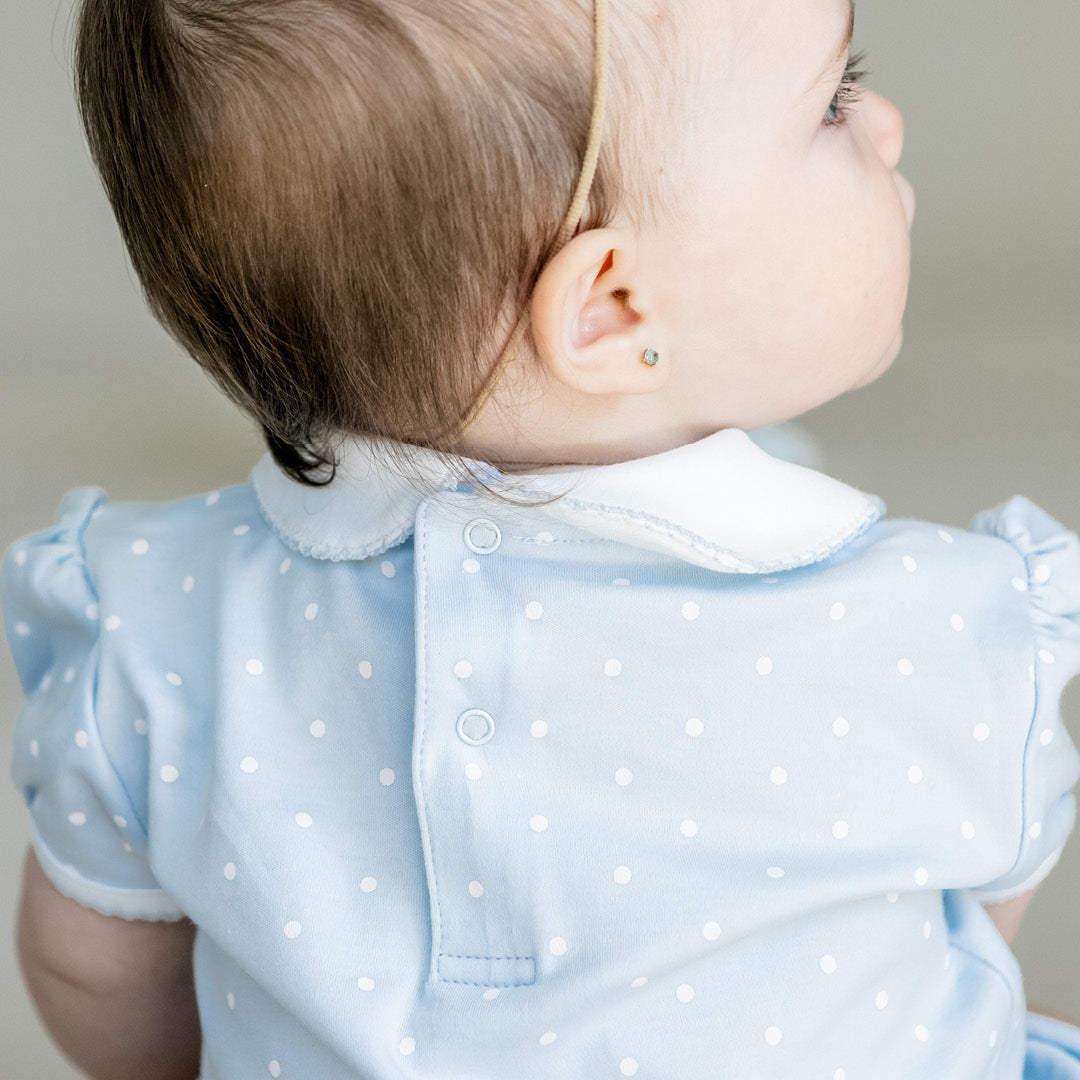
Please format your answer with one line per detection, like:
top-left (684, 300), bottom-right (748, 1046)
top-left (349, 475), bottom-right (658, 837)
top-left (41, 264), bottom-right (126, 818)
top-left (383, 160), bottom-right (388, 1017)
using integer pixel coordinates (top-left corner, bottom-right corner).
top-left (460, 0), bottom-right (611, 431)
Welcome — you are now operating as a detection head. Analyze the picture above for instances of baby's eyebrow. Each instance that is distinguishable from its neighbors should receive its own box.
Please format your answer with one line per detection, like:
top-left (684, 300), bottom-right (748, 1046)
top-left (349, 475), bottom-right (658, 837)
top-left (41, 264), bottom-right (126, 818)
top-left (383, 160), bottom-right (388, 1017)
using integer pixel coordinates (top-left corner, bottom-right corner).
top-left (807, 0), bottom-right (856, 92)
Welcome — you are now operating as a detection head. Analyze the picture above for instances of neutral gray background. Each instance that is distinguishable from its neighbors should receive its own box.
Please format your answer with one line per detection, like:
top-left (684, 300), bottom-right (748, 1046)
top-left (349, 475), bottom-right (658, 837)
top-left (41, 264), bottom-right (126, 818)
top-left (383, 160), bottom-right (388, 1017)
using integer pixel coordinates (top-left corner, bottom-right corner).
top-left (2, 0), bottom-right (1078, 1075)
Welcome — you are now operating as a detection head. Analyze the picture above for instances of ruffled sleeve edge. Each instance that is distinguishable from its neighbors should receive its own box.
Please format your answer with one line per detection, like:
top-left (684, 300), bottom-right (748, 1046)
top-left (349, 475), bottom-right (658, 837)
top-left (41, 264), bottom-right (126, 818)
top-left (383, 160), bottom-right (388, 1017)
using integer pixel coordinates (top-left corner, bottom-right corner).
top-left (31, 824), bottom-right (186, 923)
top-left (970, 846), bottom-right (1065, 905)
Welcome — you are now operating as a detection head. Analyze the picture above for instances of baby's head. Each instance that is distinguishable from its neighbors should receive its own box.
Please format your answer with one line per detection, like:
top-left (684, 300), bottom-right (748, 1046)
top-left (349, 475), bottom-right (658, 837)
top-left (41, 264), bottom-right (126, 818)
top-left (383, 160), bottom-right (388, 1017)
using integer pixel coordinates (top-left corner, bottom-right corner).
top-left (75, 0), bottom-right (912, 478)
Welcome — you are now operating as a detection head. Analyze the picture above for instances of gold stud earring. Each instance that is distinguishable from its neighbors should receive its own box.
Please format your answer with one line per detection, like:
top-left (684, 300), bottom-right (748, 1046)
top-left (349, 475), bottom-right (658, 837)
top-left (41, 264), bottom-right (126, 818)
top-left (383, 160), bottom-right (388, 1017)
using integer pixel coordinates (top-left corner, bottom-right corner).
top-left (642, 349), bottom-right (660, 367)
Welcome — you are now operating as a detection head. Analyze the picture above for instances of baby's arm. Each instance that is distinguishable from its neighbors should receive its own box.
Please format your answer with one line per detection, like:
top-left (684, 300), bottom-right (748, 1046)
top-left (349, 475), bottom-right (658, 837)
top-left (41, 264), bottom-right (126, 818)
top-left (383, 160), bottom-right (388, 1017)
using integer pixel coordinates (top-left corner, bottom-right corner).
top-left (984, 888), bottom-right (1038, 948)
top-left (17, 849), bottom-right (201, 1080)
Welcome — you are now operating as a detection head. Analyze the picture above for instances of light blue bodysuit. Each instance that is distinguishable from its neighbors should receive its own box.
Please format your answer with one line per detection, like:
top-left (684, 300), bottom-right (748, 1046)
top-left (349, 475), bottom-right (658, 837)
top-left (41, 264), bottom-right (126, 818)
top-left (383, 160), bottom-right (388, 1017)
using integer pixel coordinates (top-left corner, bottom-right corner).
top-left (5, 429), bottom-right (1080, 1079)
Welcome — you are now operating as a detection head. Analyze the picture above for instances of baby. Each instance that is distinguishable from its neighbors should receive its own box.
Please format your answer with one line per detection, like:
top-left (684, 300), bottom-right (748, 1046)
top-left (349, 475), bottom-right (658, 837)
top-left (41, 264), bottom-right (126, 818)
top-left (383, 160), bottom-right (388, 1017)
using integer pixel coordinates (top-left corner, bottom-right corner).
top-left (5, 0), bottom-right (1080, 1077)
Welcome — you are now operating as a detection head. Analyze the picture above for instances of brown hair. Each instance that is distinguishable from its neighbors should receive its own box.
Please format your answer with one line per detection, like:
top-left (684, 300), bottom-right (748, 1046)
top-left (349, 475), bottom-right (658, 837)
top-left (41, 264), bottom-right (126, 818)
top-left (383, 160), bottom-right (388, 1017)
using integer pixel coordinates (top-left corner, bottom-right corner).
top-left (74, 0), bottom-right (675, 483)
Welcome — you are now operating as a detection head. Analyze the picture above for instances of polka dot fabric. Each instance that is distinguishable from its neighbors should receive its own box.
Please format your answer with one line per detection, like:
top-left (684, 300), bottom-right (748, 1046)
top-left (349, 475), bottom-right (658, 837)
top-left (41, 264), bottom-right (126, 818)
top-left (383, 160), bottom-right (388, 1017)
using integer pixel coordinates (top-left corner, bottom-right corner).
top-left (5, 433), bottom-right (1080, 1079)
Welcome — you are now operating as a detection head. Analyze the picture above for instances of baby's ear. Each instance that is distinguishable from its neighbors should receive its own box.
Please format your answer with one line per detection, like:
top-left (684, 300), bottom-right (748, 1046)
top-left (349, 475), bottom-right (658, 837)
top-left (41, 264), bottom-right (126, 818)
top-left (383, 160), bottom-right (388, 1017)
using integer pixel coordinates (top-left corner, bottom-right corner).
top-left (530, 227), bottom-right (667, 395)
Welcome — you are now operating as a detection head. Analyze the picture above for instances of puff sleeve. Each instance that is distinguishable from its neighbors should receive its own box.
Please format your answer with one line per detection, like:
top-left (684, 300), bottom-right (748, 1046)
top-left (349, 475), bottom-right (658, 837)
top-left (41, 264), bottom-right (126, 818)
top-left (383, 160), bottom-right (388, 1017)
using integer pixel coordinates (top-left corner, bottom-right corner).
top-left (969, 497), bottom-right (1080, 902)
top-left (3, 489), bottom-right (184, 920)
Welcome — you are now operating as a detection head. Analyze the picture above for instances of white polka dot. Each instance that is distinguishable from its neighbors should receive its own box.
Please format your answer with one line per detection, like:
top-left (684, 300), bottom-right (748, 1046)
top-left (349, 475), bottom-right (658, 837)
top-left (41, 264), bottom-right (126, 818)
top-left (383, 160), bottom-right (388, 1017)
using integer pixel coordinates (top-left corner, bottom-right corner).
top-left (14, 549), bottom-right (27, 566)
top-left (205, 492), bottom-right (221, 506)
top-left (530, 815), bottom-right (549, 833)
top-left (29, 739), bottom-right (40, 757)
top-left (135, 718), bottom-right (149, 736)
top-left (63, 666), bottom-right (76, 683)
top-left (876, 990), bottom-right (889, 1010)
top-left (360, 876), bottom-right (377, 892)
top-left (770, 766), bottom-right (788, 785)
top-left (951, 613), bottom-right (966, 632)
top-left (462, 558), bottom-right (481, 574)
top-left (68, 811), bottom-right (87, 826)
top-left (284, 921), bottom-right (301, 939)
top-left (535, 532), bottom-right (555, 545)
top-left (530, 720), bottom-right (549, 738)
top-left (832, 820), bottom-right (849, 840)
top-left (1033, 563), bottom-right (1053, 584)
top-left (268, 1060), bottom-right (281, 1077)
top-left (938, 529), bottom-right (954, 544)
top-left (113, 814), bottom-right (127, 829)
top-left (454, 660), bottom-right (474, 679)
top-left (381, 561), bottom-right (396, 579)
top-left (131, 539), bottom-right (150, 555)
top-left (160, 765), bottom-right (179, 783)
top-left (233, 525), bottom-right (250, 537)
top-left (961, 821), bottom-right (976, 840)
top-left (886, 892), bottom-right (899, 903)
top-left (898, 658), bottom-right (914, 676)
top-left (682, 601), bottom-right (700, 621)
top-left (468, 881), bottom-right (484, 898)
top-left (482, 989), bottom-right (500, 1001)
top-left (295, 812), bottom-right (313, 828)
top-left (915, 1025), bottom-right (930, 1043)
top-left (75, 730), bottom-right (89, 749)
top-left (903, 555), bottom-right (918, 573)
top-left (765, 1027), bottom-right (783, 1046)
top-left (612, 577), bottom-right (630, 586)
top-left (240, 756), bottom-right (259, 773)
top-left (762, 577), bottom-right (779, 584)
top-left (279, 558), bottom-right (292, 574)
top-left (246, 659), bottom-right (264, 676)
top-left (224, 862), bottom-right (237, 880)
top-left (525, 601), bottom-right (544, 620)
top-left (631, 976), bottom-right (648, 989)
top-left (1039, 649), bottom-right (1056, 665)
top-left (310, 720), bottom-right (326, 738)
top-left (1029, 821), bottom-right (1043, 840)
top-left (972, 723), bottom-right (990, 742)
top-left (549, 937), bottom-right (567, 956)
top-left (604, 658), bottom-right (623, 677)
top-left (680, 819), bottom-right (699, 838)
top-left (833, 716), bottom-right (850, 737)
top-left (166, 672), bottom-right (183, 686)
top-left (465, 763), bottom-right (482, 780)
top-left (685, 717), bottom-right (704, 737)
top-left (615, 768), bottom-right (633, 786)
top-left (756, 656), bottom-right (773, 676)
top-left (620, 1058), bottom-right (639, 1076)
top-left (123, 842), bottom-right (133, 853)
top-left (820, 955), bottom-right (837, 974)
top-left (676, 984), bottom-right (695, 1003)
top-left (379, 768), bottom-right (395, 786)
top-left (835, 1070), bottom-right (847, 1080)
top-left (357, 977), bottom-right (375, 992)
top-left (104, 615), bottom-right (121, 632)
top-left (399, 1037), bottom-right (416, 1056)
top-left (703, 922), bottom-right (722, 941)
top-left (86, 603), bottom-right (100, 620)
top-left (908, 765), bottom-right (924, 784)
top-left (1040, 728), bottom-right (1055, 747)
top-left (767, 866), bottom-right (786, 879)
top-left (182, 576), bottom-right (195, 593)
top-left (304, 603), bottom-right (318, 621)
top-left (914, 867), bottom-right (930, 886)
top-left (13, 620), bottom-right (31, 638)
top-left (358, 661), bottom-right (373, 679)
top-left (989, 1030), bottom-right (998, 1050)
top-left (539, 1031), bottom-right (557, 1046)
top-left (227, 991), bottom-right (236, 1009)
top-left (830, 602), bottom-right (846, 621)
top-left (1012, 577), bottom-right (1028, 593)
top-left (613, 865), bottom-right (632, 885)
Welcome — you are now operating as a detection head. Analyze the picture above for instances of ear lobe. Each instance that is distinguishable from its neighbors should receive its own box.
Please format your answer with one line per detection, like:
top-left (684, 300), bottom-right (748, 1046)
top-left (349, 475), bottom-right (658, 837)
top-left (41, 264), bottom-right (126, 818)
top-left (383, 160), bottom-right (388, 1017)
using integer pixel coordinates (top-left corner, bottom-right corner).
top-left (531, 227), bottom-right (664, 395)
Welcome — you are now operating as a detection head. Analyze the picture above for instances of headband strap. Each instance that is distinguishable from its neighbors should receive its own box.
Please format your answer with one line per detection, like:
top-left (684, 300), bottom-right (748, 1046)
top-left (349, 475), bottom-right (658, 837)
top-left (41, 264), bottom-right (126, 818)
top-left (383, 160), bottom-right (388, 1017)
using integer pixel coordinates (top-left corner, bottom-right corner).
top-left (459, 0), bottom-right (611, 432)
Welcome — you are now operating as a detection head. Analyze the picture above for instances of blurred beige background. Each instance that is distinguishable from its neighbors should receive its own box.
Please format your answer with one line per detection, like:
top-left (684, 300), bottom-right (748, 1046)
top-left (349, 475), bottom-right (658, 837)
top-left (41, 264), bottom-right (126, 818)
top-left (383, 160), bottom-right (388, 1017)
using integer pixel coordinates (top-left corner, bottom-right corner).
top-left (2, 0), bottom-right (1078, 1075)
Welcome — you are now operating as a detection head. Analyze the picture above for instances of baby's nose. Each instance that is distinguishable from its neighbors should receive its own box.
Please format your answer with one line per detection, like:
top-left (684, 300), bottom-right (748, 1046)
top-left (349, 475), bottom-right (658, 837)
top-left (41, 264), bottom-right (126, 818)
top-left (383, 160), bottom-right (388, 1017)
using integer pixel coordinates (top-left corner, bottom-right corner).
top-left (863, 90), bottom-right (905, 171)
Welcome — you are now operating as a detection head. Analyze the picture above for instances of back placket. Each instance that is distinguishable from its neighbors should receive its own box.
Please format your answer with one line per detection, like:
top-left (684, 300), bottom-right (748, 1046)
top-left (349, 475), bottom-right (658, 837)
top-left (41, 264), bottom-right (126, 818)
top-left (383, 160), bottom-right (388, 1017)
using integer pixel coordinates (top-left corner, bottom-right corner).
top-left (412, 496), bottom-right (537, 988)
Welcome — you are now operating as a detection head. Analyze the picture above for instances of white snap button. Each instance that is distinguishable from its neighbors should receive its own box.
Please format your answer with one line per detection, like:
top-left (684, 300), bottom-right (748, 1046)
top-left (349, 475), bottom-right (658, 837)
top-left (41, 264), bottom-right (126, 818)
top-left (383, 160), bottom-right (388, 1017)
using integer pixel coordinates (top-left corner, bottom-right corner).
top-left (463, 518), bottom-right (502, 555)
top-left (456, 709), bottom-right (496, 746)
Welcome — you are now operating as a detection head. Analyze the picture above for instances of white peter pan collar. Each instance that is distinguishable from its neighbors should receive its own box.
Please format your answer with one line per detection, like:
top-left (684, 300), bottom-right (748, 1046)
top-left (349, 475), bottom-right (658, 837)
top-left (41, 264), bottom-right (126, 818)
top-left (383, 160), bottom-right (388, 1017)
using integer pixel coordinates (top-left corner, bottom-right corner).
top-left (251, 428), bottom-right (883, 575)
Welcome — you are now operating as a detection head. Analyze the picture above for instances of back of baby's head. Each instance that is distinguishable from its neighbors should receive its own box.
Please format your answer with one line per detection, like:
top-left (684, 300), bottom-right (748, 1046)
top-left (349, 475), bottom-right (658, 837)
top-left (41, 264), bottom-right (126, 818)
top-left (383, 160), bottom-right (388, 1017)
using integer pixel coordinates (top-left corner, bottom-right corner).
top-left (75, 0), bottom-right (677, 479)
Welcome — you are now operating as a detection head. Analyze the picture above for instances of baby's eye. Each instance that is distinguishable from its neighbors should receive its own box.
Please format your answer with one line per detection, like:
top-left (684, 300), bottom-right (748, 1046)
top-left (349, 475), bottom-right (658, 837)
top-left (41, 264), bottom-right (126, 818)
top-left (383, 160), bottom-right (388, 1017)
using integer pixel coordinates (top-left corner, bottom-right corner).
top-left (823, 51), bottom-right (868, 127)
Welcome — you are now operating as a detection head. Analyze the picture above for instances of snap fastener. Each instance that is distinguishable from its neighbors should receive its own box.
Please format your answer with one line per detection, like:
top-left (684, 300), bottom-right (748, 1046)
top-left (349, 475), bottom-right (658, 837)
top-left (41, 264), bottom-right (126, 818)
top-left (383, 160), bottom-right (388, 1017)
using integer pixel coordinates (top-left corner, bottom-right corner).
top-left (457, 709), bottom-right (496, 746)
top-left (463, 518), bottom-right (502, 555)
